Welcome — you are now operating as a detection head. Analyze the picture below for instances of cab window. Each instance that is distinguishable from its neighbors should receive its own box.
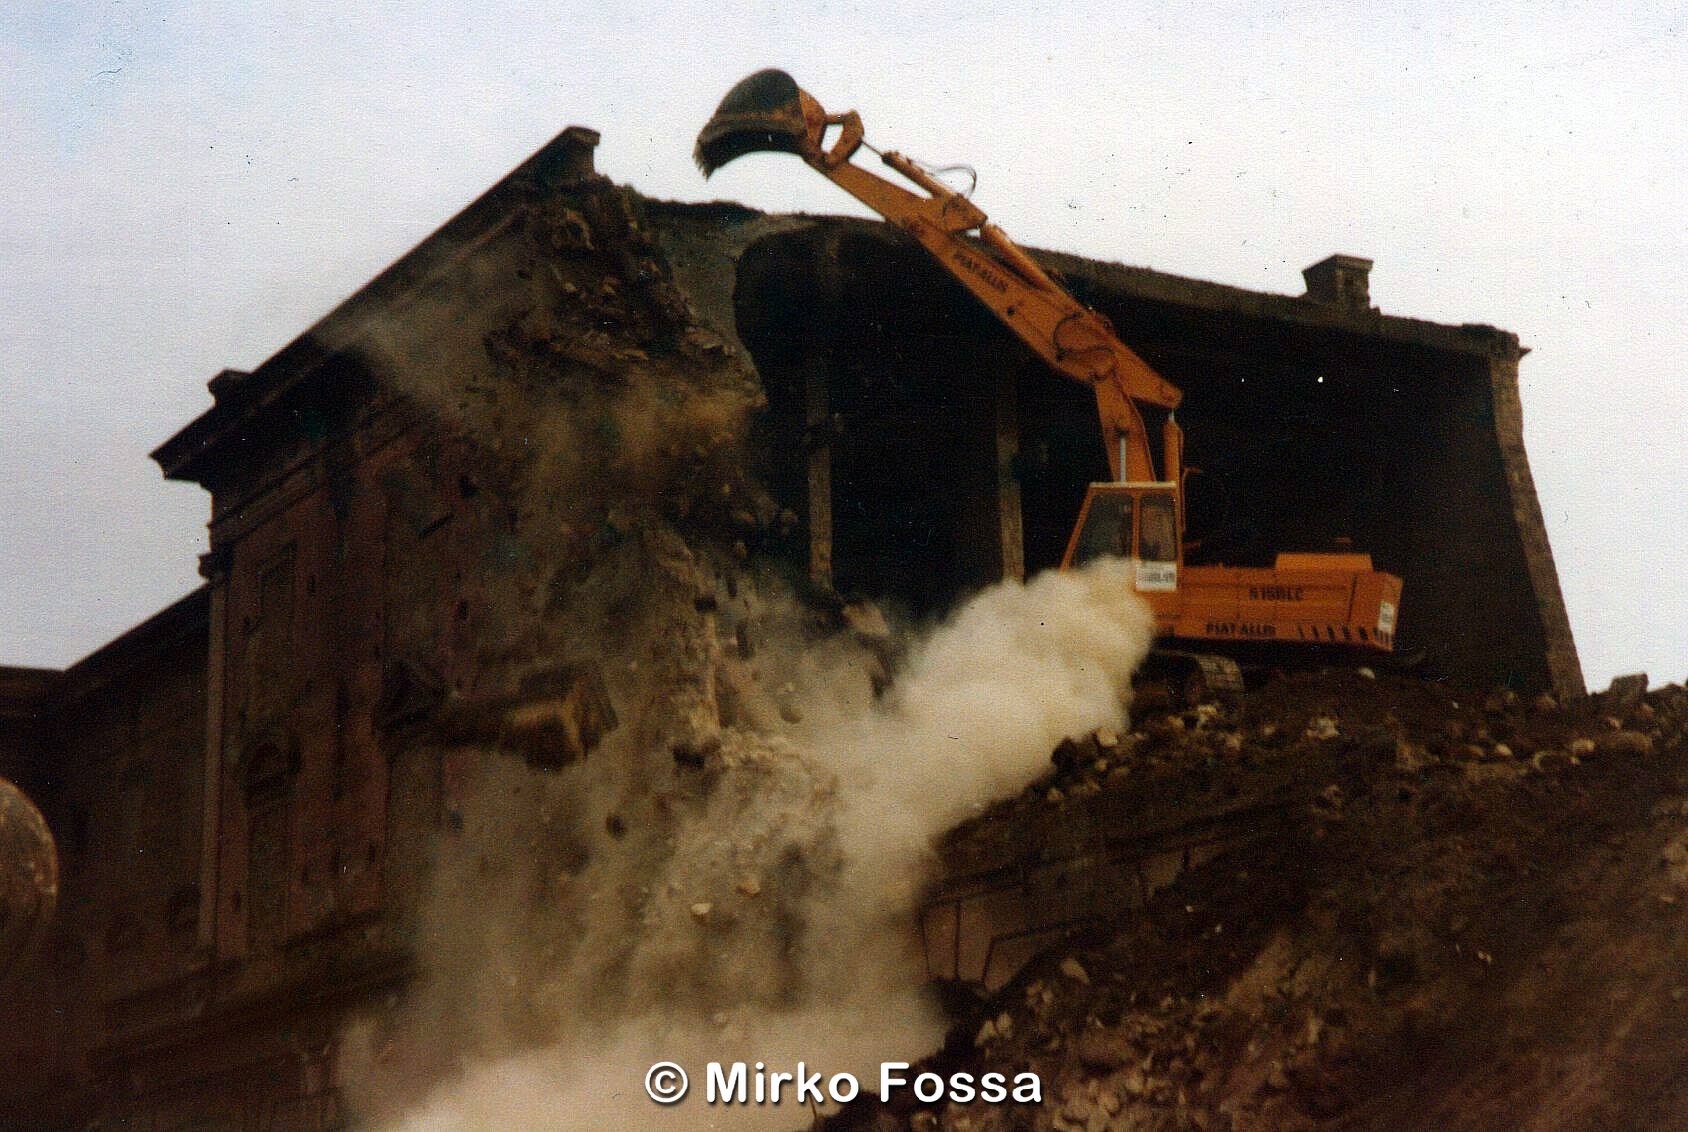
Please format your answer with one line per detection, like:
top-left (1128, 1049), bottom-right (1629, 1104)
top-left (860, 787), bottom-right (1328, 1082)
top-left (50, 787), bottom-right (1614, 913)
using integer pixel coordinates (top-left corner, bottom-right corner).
top-left (1072, 492), bottom-right (1133, 565)
top-left (1138, 493), bottom-right (1177, 563)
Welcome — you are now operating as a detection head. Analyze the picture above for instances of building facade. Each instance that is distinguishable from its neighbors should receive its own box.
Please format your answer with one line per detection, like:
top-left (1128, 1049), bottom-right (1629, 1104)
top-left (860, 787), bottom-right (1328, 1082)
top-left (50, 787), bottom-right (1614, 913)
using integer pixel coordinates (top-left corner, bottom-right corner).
top-left (0, 126), bottom-right (1580, 1128)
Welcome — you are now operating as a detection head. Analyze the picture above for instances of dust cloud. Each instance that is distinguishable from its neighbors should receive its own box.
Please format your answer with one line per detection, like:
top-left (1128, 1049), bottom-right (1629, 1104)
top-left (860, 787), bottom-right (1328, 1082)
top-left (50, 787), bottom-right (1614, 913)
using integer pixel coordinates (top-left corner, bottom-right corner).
top-left (346, 560), bottom-right (1153, 1130)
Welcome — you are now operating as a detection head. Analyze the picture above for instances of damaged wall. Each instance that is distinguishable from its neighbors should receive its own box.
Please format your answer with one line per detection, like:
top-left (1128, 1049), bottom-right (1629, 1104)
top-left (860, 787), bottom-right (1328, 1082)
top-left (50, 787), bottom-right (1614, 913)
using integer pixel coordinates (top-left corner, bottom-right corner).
top-left (720, 217), bottom-right (1581, 697)
top-left (0, 593), bottom-right (209, 1127)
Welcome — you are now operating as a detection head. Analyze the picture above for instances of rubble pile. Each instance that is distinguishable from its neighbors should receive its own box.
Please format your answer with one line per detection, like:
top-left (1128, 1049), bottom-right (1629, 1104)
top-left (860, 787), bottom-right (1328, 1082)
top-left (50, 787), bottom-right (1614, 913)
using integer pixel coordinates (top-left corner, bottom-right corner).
top-left (867, 673), bottom-right (1688, 1131)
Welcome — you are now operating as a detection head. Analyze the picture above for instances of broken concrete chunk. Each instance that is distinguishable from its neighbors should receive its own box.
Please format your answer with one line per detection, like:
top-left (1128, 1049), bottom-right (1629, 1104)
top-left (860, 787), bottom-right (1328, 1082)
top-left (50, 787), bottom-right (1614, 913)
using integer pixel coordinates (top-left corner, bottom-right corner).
top-left (1596, 730), bottom-right (1654, 758)
top-left (516, 663), bottom-right (618, 760)
top-left (1306, 716), bottom-right (1339, 740)
top-left (841, 599), bottom-right (892, 641)
top-left (1483, 689), bottom-right (1519, 714)
top-left (1605, 673), bottom-right (1649, 709)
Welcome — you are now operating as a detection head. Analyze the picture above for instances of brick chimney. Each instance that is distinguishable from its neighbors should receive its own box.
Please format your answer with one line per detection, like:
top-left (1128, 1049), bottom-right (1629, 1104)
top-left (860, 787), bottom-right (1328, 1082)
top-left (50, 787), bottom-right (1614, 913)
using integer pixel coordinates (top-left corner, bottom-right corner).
top-left (1302, 254), bottom-right (1373, 311)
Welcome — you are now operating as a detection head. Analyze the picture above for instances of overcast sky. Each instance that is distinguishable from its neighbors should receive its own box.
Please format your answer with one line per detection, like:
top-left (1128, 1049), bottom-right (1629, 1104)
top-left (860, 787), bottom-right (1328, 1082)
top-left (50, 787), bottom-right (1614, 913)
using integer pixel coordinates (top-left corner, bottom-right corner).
top-left (2, 2), bottom-right (1683, 689)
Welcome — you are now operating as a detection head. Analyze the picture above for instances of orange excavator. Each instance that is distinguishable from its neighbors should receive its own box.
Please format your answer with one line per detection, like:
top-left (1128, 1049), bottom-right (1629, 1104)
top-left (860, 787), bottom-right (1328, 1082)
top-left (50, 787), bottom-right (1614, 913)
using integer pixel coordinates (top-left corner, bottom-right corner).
top-left (697, 71), bottom-right (1401, 688)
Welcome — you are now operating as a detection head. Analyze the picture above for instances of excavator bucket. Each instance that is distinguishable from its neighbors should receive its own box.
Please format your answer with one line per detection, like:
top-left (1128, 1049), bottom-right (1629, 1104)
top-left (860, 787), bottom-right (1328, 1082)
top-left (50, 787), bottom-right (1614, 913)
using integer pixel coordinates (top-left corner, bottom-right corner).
top-left (695, 68), bottom-right (812, 176)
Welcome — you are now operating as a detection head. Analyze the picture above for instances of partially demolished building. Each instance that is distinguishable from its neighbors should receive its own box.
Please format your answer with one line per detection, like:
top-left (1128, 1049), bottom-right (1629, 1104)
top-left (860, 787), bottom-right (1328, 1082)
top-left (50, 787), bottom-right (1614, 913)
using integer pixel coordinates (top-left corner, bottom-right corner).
top-left (0, 127), bottom-right (1580, 1127)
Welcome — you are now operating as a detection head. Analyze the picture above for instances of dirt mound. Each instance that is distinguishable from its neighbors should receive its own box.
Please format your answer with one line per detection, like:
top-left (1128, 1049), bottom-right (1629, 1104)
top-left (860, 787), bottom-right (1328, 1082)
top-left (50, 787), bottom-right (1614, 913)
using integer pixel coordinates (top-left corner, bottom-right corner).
top-left (854, 674), bottom-right (1688, 1131)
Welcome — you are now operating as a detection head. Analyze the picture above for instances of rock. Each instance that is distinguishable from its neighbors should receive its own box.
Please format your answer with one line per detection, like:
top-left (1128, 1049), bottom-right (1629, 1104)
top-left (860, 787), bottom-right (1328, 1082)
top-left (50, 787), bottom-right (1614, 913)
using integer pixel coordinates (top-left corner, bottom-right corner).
top-left (1059, 1094), bottom-right (1093, 1126)
top-left (1395, 738), bottom-right (1431, 772)
top-left (735, 877), bottom-right (762, 897)
top-left (499, 663), bottom-right (619, 768)
top-left (1531, 692), bottom-right (1560, 714)
top-left (1096, 727), bottom-right (1120, 750)
top-left (1569, 738), bottom-right (1597, 757)
top-left (841, 599), bottom-right (891, 642)
top-left (974, 1018), bottom-right (998, 1047)
top-left (1074, 1028), bottom-right (1134, 1071)
top-left (1306, 716), bottom-right (1340, 740)
top-left (1597, 731), bottom-right (1653, 758)
top-left (1052, 737), bottom-right (1085, 772)
top-left (1357, 667), bottom-right (1376, 680)
top-left (1483, 689), bottom-right (1518, 714)
top-left (1492, 743), bottom-right (1514, 759)
top-left (690, 902), bottom-right (712, 919)
top-left (1605, 673), bottom-right (1649, 709)
top-left (1061, 957), bottom-right (1091, 984)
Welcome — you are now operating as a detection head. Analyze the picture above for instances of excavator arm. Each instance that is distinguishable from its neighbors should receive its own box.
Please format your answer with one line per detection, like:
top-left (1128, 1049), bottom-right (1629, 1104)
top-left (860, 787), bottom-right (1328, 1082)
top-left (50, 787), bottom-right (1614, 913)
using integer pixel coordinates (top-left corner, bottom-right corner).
top-left (698, 69), bottom-right (1404, 660)
top-left (697, 69), bottom-right (1182, 485)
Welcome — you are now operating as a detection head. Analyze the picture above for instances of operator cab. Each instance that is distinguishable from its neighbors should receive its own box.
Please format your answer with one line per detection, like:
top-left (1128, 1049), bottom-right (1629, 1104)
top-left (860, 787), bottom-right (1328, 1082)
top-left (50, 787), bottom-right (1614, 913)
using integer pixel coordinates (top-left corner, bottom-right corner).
top-left (1061, 483), bottom-right (1181, 592)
